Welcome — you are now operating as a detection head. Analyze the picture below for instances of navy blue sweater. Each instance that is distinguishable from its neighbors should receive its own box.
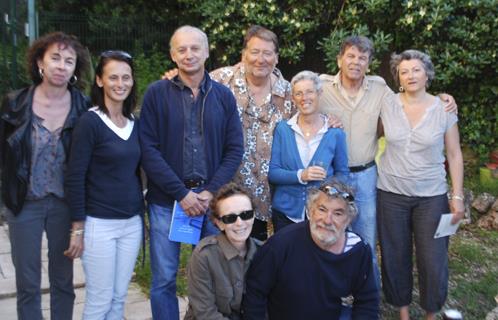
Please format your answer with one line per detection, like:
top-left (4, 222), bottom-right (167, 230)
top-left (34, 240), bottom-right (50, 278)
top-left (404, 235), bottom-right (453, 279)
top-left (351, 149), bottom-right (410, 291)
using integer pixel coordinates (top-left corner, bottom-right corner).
top-left (65, 111), bottom-right (144, 220)
top-left (243, 222), bottom-right (379, 320)
top-left (139, 73), bottom-right (244, 206)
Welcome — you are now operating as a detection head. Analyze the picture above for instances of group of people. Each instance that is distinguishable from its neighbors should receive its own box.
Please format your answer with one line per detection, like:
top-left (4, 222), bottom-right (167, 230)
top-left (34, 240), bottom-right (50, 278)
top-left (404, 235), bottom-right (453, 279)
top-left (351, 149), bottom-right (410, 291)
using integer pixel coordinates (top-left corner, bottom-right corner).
top-left (0, 22), bottom-right (464, 320)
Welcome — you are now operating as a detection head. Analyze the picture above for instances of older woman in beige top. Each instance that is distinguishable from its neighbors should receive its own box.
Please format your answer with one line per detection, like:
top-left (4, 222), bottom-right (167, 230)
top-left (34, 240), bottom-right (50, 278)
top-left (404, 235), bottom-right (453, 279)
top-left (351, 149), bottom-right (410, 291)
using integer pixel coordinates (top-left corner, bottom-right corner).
top-left (377, 49), bottom-right (464, 320)
top-left (185, 183), bottom-right (261, 320)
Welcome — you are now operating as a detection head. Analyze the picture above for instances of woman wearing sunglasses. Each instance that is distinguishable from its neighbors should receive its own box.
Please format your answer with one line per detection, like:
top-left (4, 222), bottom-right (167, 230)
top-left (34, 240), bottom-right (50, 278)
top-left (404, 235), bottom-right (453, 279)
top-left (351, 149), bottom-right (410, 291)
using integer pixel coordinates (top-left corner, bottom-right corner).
top-left (65, 50), bottom-right (143, 319)
top-left (184, 183), bottom-right (261, 320)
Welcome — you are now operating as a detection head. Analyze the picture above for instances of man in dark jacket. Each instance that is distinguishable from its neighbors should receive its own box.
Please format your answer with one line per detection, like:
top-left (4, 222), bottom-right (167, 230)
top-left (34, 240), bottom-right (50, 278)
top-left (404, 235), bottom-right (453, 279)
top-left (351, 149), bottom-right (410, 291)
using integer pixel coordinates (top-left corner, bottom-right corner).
top-left (243, 180), bottom-right (379, 320)
top-left (139, 25), bottom-right (244, 320)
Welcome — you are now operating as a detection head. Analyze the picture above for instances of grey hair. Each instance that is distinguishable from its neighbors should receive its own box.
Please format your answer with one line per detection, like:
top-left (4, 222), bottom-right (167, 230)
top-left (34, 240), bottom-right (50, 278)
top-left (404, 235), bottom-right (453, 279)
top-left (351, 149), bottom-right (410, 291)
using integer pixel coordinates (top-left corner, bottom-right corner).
top-left (338, 35), bottom-right (375, 62)
top-left (306, 180), bottom-right (358, 224)
top-left (169, 25), bottom-right (209, 53)
top-left (290, 70), bottom-right (322, 92)
top-left (390, 49), bottom-right (435, 88)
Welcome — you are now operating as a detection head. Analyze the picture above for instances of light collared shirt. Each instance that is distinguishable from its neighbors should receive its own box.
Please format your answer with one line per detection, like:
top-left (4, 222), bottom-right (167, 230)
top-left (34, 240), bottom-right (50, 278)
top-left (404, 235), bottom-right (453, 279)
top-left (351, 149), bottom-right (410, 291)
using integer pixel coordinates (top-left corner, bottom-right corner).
top-left (287, 112), bottom-right (329, 183)
top-left (319, 72), bottom-right (393, 167)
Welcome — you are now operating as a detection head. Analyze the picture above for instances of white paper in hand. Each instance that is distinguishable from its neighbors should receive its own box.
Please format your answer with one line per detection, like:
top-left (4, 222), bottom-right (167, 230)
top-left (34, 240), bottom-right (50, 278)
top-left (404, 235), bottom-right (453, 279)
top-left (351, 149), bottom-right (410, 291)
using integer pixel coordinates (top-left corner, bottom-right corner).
top-left (434, 213), bottom-right (462, 239)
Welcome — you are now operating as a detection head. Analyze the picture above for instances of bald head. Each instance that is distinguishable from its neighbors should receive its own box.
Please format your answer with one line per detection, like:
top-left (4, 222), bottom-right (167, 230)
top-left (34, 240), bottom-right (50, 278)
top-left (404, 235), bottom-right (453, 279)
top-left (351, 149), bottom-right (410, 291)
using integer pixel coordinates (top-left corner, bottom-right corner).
top-left (169, 25), bottom-right (209, 54)
top-left (169, 25), bottom-right (210, 76)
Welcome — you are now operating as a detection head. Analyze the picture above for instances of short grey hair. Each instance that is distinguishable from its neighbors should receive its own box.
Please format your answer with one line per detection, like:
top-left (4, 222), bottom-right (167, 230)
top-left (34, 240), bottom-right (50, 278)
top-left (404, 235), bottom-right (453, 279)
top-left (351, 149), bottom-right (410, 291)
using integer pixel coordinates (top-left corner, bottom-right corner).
top-left (290, 70), bottom-right (322, 93)
top-left (390, 49), bottom-right (435, 87)
top-left (306, 180), bottom-right (358, 223)
top-left (338, 36), bottom-right (375, 62)
top-left (169, 25), bottom-right (209, 53)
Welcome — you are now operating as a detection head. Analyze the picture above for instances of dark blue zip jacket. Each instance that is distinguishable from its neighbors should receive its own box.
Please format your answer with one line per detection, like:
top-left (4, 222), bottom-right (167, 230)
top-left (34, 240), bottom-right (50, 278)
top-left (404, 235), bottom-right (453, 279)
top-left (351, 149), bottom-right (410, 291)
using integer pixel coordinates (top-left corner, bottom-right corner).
top-left (139, 72), bottom-right (244, 206)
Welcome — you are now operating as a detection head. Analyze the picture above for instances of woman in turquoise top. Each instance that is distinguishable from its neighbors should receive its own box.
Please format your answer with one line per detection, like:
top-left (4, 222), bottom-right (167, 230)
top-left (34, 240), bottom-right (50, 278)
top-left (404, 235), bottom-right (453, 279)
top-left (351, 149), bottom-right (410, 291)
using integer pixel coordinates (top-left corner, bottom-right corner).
top-left (269, 71), bottom-right (349, 232)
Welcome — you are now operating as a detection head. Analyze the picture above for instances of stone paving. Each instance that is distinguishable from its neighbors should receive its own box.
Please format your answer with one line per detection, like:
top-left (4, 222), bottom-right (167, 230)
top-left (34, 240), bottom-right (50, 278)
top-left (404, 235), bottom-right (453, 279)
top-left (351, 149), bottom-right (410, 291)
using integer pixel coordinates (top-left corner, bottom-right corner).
top-left (0, 223), bottom-right (187, 319)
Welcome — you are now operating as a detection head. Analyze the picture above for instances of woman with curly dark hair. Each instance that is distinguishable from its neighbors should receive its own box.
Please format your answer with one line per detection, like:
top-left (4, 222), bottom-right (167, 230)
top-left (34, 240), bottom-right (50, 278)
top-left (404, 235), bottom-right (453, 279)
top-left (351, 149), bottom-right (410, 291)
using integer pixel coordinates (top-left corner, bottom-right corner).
top-left (0, 31), bottom-right (91, 319)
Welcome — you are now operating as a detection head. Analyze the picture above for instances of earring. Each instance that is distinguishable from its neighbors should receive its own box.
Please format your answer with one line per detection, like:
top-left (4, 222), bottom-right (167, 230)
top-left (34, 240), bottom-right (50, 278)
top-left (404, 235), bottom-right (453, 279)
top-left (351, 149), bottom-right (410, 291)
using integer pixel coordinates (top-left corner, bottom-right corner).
top-left (38, 68), bottom-right (44, 79)
top-left (399, 86), bottom-right (404, 92)
top-left (69, 75), bottom-right (78, 86)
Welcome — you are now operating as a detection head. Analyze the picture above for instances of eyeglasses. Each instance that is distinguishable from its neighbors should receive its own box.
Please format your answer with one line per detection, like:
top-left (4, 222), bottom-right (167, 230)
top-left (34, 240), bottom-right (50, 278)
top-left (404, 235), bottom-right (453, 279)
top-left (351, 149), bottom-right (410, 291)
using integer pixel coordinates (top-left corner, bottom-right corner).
top-left (293, 89), bottom-right (317, 99)
top-left (100, 50), bottom-right (133, 61)
top-left (318, 185), bottom-right (355, 202)
top-left (216, 210), bottom-right (254, 224)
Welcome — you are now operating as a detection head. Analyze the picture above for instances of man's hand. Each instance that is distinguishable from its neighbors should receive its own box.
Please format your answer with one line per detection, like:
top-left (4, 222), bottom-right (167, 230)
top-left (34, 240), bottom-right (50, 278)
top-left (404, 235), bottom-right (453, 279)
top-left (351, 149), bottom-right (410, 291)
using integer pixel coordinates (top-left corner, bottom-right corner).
top-left (180, 190), bottom-right (205, 216)
top-left (162, 68), bottom-right (179, 80)
top-left (197, 190), bottom-right (214, 212)
top-left (438, 93), bottom-right (458, 114)
top-left (301, 166), bottom-right (326, 182)
top-left (64, 221), bottom-right (84, 259)
top-left (327, 114), bottom-right (343, 129)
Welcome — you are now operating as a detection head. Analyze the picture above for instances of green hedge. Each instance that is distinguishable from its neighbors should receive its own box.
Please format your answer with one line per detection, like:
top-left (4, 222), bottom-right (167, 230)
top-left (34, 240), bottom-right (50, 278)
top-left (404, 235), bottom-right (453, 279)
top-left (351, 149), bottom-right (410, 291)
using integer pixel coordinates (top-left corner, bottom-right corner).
top-left (3, 0), bottom-right (496, 160)
top-left (182, 0), bottom-right (497, 160)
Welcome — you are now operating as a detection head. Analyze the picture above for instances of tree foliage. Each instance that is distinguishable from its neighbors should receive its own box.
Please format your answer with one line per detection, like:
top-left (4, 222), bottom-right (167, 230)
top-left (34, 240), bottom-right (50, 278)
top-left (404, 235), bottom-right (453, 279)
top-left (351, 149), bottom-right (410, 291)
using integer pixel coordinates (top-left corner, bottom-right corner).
top-left (4, 0), bottom-right (496, 159)
top-left (179, 0), bottom-right (497, 159)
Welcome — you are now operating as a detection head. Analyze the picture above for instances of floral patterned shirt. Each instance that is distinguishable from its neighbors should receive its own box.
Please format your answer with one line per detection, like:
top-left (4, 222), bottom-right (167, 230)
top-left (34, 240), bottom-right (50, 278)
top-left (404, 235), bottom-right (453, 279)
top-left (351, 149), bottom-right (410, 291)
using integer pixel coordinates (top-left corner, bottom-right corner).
top-left (210, 63), bottom-right (294, 221)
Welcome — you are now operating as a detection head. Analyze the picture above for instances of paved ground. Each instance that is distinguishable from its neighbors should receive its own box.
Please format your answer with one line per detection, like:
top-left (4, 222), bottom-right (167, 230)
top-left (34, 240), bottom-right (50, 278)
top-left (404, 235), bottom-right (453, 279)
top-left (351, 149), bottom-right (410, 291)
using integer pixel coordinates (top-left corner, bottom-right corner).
top-left (0, 223), bottom-right (187, 319)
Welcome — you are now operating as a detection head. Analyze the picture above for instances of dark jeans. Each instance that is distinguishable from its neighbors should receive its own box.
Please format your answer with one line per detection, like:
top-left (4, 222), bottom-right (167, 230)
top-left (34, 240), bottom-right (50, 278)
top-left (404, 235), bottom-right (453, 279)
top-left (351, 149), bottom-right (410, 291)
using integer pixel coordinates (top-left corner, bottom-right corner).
top-left (6, 195), bottom-right (74, 320)
top-left (377, 190), bottom-right (449, 312)
top-left (271, 209), bottom-right (296, 233)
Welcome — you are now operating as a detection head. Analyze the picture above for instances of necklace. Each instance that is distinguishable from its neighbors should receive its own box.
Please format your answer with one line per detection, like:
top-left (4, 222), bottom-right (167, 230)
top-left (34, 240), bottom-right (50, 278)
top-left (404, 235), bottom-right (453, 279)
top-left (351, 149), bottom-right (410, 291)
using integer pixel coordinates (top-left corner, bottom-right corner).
top-left (299, 116), bottom-right (322, 139)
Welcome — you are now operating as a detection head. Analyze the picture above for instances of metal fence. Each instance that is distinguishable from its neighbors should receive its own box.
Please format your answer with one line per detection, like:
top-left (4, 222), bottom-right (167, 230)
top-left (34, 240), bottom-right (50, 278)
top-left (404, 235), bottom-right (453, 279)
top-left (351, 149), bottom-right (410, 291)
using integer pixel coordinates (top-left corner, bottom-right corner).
top-left (39, 12), bottom-right (174, 55)
top-left (1, 2), bottom-right (176, 96)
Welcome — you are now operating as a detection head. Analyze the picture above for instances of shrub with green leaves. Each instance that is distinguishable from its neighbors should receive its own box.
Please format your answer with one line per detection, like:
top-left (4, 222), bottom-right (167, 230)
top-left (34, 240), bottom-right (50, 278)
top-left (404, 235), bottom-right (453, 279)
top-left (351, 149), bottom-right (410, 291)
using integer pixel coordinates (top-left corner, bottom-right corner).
top-left (181, 0), bottom-right (496, 160)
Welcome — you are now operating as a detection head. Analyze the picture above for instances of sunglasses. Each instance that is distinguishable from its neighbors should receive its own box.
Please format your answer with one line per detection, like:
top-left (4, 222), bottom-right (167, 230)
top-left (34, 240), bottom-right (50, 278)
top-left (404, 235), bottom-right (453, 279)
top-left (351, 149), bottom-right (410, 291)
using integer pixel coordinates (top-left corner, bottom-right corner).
top-left (319, 185), bottom-right (355, 202)
top-left (216, 210), bottom-right (254, 224)
top-left (100, 50), bottom-right (133, 61)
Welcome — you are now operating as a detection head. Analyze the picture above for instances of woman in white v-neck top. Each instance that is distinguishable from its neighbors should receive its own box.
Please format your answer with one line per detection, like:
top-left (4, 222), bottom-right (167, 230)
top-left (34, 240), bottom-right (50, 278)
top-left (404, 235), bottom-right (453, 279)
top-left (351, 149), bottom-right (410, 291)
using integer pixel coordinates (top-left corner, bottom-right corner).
top-left (377, 50), bottom-right (464, 320)
top-left (65, 51), bottom-right (144, 319)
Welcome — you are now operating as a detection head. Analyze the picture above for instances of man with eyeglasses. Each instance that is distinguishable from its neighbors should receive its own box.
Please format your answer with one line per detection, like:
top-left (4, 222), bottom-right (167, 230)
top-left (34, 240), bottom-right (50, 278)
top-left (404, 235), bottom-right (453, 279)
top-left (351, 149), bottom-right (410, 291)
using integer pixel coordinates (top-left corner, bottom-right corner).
top-left (243, 180), bottom-right (379, 320)
top-left (139, 25), bottom-right (243, 320)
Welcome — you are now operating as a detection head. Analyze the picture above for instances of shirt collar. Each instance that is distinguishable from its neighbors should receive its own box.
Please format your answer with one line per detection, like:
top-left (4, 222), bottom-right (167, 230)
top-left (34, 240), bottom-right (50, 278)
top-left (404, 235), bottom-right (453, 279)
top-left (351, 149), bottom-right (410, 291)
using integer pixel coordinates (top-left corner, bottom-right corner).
top-left (333, 71), bottom-right (370, 91)
top-left (217, 233), bottom-right (258, 261)
top-left (288, 112), bottom-right (329, 135)
top-left (217, 233), bottom-right (242, 260)
top-left (171, 71), bottom-right (209, 94)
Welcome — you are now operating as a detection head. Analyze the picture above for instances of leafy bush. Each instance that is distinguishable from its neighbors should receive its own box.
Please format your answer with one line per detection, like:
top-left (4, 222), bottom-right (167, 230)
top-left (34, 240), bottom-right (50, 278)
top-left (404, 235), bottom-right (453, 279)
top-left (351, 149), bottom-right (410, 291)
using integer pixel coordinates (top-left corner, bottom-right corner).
top-left (4, 0), bottom-right (496, 159)
top-left (133, 49), bottom-right (174, 106)
top-left (177, 0), bottom-right (496, 159)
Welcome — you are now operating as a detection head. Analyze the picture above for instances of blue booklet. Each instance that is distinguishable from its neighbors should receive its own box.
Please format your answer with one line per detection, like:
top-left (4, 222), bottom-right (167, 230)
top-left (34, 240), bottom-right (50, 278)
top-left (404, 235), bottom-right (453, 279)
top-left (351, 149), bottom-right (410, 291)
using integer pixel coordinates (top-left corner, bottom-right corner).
top-left (168, 201), bottom-right (204, 245)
